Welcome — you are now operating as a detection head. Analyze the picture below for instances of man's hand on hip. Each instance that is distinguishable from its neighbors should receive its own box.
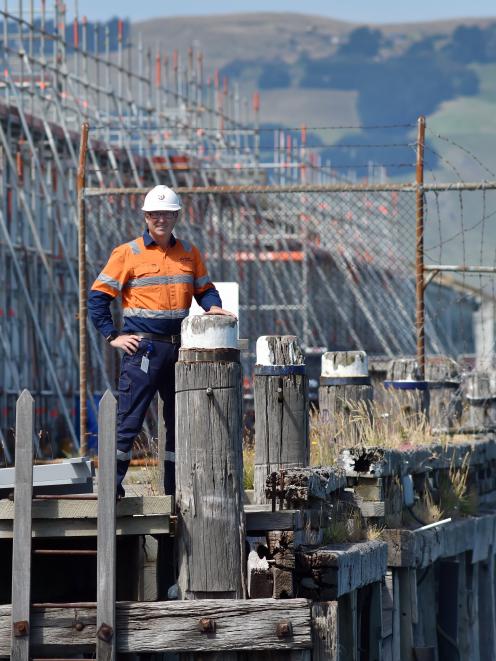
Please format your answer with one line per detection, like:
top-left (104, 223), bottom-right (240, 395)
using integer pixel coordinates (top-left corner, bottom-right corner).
top-left (205, 305), bottom-right (238, 320)
top-left (110, 334), bottom-right (141, 354)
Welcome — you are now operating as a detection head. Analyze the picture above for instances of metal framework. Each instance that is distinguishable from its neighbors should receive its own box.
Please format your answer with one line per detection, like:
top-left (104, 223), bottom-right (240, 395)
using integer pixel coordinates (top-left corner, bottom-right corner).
top-left (0, 1), bottom-right (491, 457)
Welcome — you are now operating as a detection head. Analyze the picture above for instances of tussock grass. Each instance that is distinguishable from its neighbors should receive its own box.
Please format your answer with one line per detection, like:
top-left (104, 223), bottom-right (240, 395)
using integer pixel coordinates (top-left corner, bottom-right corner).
top-left (310, 390), bottom-right (446, 466)
top-left (439, 452), bottom-right (478, 518)
top-left (243, 425), bottom-right (255, 490)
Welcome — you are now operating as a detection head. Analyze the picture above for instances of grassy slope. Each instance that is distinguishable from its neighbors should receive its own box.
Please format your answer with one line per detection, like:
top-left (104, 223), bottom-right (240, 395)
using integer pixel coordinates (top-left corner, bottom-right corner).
top-left (423, 64), bottom-right (496, 269)
top-left (134, 14), bottom-right (496, 268)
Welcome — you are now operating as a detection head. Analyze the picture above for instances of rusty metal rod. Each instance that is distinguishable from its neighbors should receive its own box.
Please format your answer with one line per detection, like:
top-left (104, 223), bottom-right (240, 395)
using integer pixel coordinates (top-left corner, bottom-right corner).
top-left (82, 179), bottom-right (496, 196)
top-left (77, 121), bottom-right (90, 458)
top-left (31, 601), bottom-right (97, 608)
top-left (415, 115), bottom-right (426, 379)
top-left (33, 549), bottom-right (97, 556)
top-left (424, 265), bottom-right (496, 273)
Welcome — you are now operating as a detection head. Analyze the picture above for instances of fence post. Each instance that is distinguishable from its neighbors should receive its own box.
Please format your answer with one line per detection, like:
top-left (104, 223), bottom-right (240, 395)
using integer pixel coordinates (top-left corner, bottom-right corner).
top-left (10, 389), bottom-right (34, 661)
top-left (318, 351), bottom-right (373, 445)
top-left (425, 356), bottom-right (461, 432)
top-left (176, 315), bottom-right (246, 599)
top-left (254, 335), bottom-right (308, 504)
top-left (96, 389), bottom-right (117, 661)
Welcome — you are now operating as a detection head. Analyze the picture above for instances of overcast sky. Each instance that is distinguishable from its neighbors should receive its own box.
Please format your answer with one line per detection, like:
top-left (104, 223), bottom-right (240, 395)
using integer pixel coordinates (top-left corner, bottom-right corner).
top-left (71, 0), bottom-right (496, 23)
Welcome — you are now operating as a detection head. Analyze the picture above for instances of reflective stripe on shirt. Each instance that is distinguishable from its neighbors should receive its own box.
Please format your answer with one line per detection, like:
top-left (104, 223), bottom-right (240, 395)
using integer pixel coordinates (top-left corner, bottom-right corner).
top-left (128, 240), bottom-right (141, 254)
top-left (194, 274), bottom-right (211, 289)
top-left (124, 274), bottom-right (194, 288)
top-left (96, 273), bottom-right (122, 291)
top-left (123, 307), bottom-right (189, 319)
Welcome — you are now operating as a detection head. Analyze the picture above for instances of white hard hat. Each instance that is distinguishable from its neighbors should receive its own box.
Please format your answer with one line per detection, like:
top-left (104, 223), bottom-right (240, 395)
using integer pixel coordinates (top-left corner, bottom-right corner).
top-left (142, 185), bottom-right (182, 212)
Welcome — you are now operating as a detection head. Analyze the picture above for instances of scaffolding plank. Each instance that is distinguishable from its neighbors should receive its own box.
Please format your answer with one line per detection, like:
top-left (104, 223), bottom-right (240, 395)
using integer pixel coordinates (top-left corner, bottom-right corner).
top-left (96, 391), bottom-right (117, 661)
top-left (10, 390), bottom-right (34, 661)
top-left (0, 457), bottom-right (93, 489)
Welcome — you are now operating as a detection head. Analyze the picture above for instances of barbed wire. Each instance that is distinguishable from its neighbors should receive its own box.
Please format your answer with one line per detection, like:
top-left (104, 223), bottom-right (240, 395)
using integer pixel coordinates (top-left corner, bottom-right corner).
top-left (427, 130), bottom-right (496, 179)
top-left (89, 122), bottom-right (417, 133)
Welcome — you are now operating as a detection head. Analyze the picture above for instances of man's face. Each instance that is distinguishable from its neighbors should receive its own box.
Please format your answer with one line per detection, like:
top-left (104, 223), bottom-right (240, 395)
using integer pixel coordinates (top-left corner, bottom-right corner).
top-left (145, 210), bottom-right (179, 239)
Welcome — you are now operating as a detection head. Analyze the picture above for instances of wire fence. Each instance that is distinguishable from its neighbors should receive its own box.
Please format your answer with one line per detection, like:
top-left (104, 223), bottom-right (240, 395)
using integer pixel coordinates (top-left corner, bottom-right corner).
top-left (84, 182), bottom-right (493, 401)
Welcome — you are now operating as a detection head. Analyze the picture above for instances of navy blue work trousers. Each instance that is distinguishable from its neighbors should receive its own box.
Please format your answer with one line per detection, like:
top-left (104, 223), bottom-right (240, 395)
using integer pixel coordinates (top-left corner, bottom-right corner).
top-left (116, 339), bottom-right (179, 497)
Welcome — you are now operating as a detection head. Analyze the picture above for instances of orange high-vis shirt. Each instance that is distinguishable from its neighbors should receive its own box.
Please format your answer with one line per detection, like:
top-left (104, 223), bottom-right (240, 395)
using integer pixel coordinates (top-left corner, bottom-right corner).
top-left (89, 232), bottom-right (220, 336)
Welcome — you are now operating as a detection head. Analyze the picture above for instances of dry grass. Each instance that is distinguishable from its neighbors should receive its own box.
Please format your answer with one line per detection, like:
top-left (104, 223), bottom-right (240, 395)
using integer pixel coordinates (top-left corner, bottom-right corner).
top-left (243, 425), bottom-right (255, 490)
top-left (439, 452), bottom-right (478, 517)
top-left (126, 432), bottom-right (161, 496)
top-left (409, 483), bottom-right (444, 525)
top-left (310, 390), bottom-right (447, 466)
top-left (323, 503), bottom-right (384, 544)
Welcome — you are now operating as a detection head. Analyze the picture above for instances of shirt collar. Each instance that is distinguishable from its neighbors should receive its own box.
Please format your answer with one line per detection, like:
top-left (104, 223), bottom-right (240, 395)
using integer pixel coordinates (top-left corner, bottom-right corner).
top-left (143, 229), bottom-right (176, 247)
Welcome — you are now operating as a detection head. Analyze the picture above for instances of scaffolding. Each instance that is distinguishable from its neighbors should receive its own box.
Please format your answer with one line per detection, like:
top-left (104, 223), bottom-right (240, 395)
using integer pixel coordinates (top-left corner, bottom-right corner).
top-left (0, 2), bottom-right (488, 457)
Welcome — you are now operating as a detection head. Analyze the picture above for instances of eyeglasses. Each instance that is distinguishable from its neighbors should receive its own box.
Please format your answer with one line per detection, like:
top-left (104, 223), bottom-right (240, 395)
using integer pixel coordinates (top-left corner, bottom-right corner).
top-left (146, 211), bottom-right (179, 221)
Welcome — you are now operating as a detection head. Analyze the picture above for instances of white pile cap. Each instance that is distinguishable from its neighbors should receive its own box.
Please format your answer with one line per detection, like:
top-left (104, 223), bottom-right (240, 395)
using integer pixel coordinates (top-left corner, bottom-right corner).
top-left (181, 315), bottom-right (238, 349)
top-left (321, 350), bottom-right (369, 377)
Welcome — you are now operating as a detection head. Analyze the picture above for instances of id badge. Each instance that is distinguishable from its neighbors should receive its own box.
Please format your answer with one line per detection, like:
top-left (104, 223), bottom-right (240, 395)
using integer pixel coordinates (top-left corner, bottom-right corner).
top-left (140, 355), bottom-right (150, 373)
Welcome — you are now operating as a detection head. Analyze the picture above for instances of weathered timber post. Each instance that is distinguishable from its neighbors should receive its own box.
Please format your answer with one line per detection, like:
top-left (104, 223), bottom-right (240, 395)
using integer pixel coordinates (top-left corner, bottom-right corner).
top-left (11, 390), bottom-right (34, 661)
top-left (318, 351), bottom-right (373, 445)
top-left (254, 335), bottom-right (308, 505)
top-left (425, 356), bottom-right (461, 433)
top-left (96, 389), bottom-right (117, 661)
top-left (368, 355), bottom-right (390, 407)
top-left (176, 315), bottom-right (246, 600)
top-left (460, 371), bottom-right (496, 433)
top-left (385, 358), bottom-right (430, 421)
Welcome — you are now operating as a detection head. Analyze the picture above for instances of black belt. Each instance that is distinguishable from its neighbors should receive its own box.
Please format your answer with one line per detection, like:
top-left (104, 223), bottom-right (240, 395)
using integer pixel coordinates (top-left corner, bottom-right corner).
top-left (137, 333), bottom-right (181, 343)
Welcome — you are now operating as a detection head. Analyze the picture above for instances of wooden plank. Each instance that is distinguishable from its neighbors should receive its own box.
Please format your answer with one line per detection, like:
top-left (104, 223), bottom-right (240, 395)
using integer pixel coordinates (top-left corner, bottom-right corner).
top-left (296, 541), bottom-right (388, 598)
top-left (269, 467), bottom-right (347, 508)
top-left (478, 555), bottom-right (496, 661)
top-left (369, 582), bottom-right (383, 661)
top-left (382, 571), bottom-right (394, 638)
top-left (467, 560), bottom-right (480, 661)
top-left (337, 590), bottom-right (357, 661)
top-left (10, 390), bottom-right (34, 661)
top-left (392, 571), bottom-right (401, 661)
top-left (339, 438), bottom-right (495, 478)
top-left (96, 390), bottom-right (117, 661)
top-left (381, 513), bottom-right (496, 568)
top-left (0, 495), bottom-right (173, 520)
top-left (412, 565), bottom-right (438, 660)
top-left (457, 554), bottom-right (471, 661)
top-left (0, 599), bottom-right (312, 654)
top-left (0, 515), bottom-right (171, 539)
top-left (245, 509), bottom-right (297, 532)
top-left (437, 560), bottom-right (459, 661)
top-left (312, 602), bottom-right (338, 661)
top-left (398, 568), bottom-right (414, 661)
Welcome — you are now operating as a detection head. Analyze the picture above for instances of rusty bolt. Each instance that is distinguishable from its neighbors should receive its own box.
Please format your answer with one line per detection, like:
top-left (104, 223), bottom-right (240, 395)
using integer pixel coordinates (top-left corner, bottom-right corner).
top-left (276, 620), bottom-right (293, 638)
top-left (198, 617), bottom-right (216, 634)
top-left (13, 620), bottom-right (29, 637)
top-left (73, 619), bottom-right (85, 632)
top-left (97, 623), bottom-right (113, 643)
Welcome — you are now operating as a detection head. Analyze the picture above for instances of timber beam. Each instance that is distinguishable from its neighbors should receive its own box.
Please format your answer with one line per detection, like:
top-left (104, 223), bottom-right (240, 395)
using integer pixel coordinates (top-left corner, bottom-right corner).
top-left (0, 598), bottom-right (312, 655)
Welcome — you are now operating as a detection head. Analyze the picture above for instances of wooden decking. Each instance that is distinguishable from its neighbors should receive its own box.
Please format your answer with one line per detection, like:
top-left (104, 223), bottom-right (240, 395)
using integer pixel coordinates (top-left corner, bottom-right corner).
top-left (0, 495), bottom-right (173, 538)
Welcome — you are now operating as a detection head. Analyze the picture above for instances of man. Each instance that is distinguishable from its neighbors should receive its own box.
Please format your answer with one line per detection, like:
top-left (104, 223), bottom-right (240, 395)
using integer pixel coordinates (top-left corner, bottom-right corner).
top-left (88, 185), bottom-right (233, 497)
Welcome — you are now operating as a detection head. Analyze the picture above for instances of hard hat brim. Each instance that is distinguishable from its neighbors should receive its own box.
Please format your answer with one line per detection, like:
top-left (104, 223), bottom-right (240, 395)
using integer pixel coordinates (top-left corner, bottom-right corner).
top-left (142, 203), bottom-right (182, 212)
